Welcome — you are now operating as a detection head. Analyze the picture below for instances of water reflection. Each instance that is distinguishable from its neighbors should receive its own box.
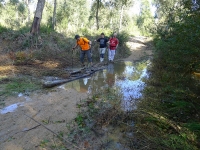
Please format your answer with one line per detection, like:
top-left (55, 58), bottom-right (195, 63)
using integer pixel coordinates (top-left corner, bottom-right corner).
top-left (107, 63), bottom-right (115, 87)
top-left (61, 60), bottom-right (149, 111)
top-left (0, 61), bottom-right (148, 114)
top-left (0, 102), bottom-right (24, 114)
top-left (0, 93), bottom-right (32, 114)
top-left (116, 67), bottom-right (147, 110)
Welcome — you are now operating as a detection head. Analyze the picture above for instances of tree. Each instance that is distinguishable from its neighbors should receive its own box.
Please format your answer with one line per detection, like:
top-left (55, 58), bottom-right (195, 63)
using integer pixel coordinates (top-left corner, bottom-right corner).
top-left (90, 0), bottom-right (104, 30)
top-left (30, 0), bottom-right (45, 35)
top-left (52, 0), bottom-right (56, 30)
top-left (96, 0), bottom-right (100, 30)
top-left (0, 0), bottom-right (4, 8)
top-left (56, 0), bottom-right (89, 33)
top-left (24, 0), bottom-right (33, 23)
top-left (116, 0), bottom-right (133, 32)
top-left (137, 0), bottom-right (154, 35)
top-left (104, 0), bottom-right (133, 32)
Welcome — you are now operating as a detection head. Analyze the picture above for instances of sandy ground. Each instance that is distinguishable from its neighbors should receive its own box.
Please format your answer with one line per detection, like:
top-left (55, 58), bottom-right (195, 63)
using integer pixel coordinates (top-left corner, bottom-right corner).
top-left (124, 36), bottom-right (153, 61)
top-left (0, 88), bottom-right (88, 149)
top-left (0, 36), bottom-right (153, 150)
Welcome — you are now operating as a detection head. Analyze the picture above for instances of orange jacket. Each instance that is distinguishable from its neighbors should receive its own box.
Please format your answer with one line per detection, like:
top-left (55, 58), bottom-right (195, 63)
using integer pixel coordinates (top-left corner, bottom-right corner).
top-left (77, 37), bottom-right (90, 51)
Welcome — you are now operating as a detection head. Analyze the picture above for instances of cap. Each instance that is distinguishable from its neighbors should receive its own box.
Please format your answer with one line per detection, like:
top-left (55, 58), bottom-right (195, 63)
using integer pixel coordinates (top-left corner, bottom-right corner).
top-left (75, 35), bottom-right (80, 39)
top-left (101, 33), bottom-right (104, 35)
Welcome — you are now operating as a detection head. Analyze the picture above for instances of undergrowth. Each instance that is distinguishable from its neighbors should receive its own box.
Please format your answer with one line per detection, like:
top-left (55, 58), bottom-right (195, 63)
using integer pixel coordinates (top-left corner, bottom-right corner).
top-left (136, 7), bottom-right (200, 149)
top-left (40, 88), bottom-right (152, 150)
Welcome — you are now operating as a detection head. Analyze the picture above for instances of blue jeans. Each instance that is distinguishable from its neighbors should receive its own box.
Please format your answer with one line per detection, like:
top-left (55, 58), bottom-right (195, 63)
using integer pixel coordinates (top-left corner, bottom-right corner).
top-left (80, 49), bottom-right (92, 64)
top-left (99, 48), bottom-right (106, 58)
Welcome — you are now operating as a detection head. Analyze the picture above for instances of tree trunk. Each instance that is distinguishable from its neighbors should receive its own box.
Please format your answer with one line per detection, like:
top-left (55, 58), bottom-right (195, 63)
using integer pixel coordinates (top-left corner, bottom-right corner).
top-left (25, 0), bottom-right (31, 23)
top-left (27, 0), bottom-right (31, 23)
top-left (96, 0), bottom-right (100, 30)
top-left (52, 0), bottom-right (57, 30)
top-left (119, 5), bottom-right (124, 32)
top-left (30, 0), bottom-right (45, 35)
top-left (110, 12), bottom-right (113, 29)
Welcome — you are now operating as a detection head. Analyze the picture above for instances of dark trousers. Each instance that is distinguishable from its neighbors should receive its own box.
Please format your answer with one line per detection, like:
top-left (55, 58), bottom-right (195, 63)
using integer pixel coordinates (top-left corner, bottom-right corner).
top-left (80, 49), bottom-right (92, 64)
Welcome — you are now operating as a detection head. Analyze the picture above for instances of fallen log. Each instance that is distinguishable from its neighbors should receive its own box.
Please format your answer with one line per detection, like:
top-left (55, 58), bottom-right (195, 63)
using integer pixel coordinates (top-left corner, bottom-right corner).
top-left (42, 79), bottom-right (69, 88)
top-left (42, 73), bottom-right (90, 88)
top-left (42, 66), bottom-right (106, 88)
top-left (70, 70), bottom-right (82, 75)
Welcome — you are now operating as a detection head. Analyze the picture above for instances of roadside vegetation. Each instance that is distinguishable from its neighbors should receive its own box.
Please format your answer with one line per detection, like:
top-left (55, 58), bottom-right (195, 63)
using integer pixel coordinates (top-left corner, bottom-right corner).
top-left (135, 1), bottom-right (200, 150)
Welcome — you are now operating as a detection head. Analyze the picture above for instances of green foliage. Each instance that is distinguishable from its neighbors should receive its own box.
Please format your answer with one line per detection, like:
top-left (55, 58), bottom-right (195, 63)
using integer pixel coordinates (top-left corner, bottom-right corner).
top-left (40, 139), bottom-right (50, 148)
top-left (0, 25), bottom-right (8, 33)
top-left (117, 31), bottom-right (129, 46)
top-left (75, 113), bottom-right (85, 127)
top-left (136, 0), bottom-right (154, 36)
top-left (136, 1), bottom-right (200, 149)
top-left (160, 134), bottom-right (197, 150)
top-left (17, 3), bottom-right (25, 14)
top-left (80, 27), bottom-right (90, 36)
top-left (0, 0), bottom-right (144, 35)
top-left (18, 26), bottom-right (30, 33)
top-left (93, 28), bottom-right (113, 37)
top-left (184, 123), bottom-right (200, 133)
top-left (0, 78), bottom-right (41, 96)
top-left (40, 25), bottom-right (54, 34)
top-left (10, 0), bottom-right (19, 5)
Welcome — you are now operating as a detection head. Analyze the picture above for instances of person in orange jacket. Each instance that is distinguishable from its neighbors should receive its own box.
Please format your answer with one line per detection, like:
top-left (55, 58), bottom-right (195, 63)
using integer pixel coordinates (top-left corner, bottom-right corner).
top-left (73, 35), bottom-right (93, 67)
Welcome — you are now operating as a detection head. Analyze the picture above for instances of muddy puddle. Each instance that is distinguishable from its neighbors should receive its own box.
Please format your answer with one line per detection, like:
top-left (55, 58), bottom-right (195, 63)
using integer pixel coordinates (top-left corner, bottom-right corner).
top-left (61, 60), bottom-right (150, 149)
top-left (0, 60), bottom-right (149, 114)
top-left (60, 60), bottom-right (149, 111)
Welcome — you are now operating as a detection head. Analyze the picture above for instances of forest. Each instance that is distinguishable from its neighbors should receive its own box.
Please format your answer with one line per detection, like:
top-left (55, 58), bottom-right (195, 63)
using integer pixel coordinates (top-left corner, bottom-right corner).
top-left (0, 0), bottom-right (200, 149)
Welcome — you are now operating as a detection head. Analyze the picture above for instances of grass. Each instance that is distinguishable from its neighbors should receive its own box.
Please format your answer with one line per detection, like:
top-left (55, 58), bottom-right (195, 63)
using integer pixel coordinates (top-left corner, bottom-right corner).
top-left (40, 139), bottom-right (50, 148)
top-left (75, 113), bottom-right (85, 127)
top-left (159, 134), bottom-right (196, 150)
top-left (0, 76), bottom-right (7, 80)
top-left (0, 77), bottom-right (41, 97)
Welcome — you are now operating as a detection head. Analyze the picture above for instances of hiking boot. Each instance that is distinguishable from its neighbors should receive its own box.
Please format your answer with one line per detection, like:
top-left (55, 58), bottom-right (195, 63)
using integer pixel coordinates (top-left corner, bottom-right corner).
top-left (82, 64), bottom-right (85, 68)
top-left (90, 62), bottom-right (93, 66)
top-left (100, 58), bottom-right (104, 63)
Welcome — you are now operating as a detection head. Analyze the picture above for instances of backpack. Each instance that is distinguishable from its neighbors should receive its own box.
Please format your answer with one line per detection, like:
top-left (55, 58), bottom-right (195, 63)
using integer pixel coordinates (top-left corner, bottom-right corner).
top-left (82, 37), bottom-right (91, 49)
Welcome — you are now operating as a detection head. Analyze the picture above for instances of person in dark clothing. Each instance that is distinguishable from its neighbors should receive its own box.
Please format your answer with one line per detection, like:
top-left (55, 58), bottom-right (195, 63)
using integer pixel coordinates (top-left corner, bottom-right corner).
top-left (95, 33), bottom-right (108, 63)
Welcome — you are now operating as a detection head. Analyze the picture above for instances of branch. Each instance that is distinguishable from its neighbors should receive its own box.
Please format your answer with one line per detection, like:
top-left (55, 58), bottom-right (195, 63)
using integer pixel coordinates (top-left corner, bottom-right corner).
top-left (24, 114), bottom-right (84, 150)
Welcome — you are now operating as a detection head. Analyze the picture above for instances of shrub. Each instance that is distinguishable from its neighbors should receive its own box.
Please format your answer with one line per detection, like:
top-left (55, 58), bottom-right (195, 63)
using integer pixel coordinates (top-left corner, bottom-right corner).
top-left (0, 24), bottom-right (8, 33)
